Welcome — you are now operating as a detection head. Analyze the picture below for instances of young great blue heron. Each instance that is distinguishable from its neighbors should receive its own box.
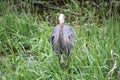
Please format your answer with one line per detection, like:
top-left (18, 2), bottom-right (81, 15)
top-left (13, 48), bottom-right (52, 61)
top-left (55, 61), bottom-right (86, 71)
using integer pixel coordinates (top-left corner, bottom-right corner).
top-left (50, 13), bottom-right (74, 66)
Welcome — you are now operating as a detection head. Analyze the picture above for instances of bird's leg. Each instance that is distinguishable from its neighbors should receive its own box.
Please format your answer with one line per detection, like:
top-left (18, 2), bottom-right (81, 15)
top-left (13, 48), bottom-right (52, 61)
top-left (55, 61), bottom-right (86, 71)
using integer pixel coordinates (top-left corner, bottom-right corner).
top-left (58, 54), bottom-right (61, 64)
top-left (58, 54), bottom-right (63, 67)
top-left (66, 54), bottom-right (70, 67)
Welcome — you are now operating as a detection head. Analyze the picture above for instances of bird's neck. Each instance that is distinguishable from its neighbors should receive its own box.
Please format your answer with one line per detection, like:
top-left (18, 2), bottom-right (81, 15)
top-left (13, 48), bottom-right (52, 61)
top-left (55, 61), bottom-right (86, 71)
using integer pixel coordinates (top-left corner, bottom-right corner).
top-left (59, 24), bottom-right (63, 28)
top-left (58, 27), bottom-right (63, 45)
top-left (59, 20), bottom-right (64, 28)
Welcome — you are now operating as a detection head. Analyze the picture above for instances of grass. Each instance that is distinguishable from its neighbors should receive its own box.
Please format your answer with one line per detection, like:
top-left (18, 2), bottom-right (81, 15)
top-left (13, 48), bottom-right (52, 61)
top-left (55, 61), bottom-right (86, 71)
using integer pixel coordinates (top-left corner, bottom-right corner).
top-left (0, 0), bottom-right (120, 80)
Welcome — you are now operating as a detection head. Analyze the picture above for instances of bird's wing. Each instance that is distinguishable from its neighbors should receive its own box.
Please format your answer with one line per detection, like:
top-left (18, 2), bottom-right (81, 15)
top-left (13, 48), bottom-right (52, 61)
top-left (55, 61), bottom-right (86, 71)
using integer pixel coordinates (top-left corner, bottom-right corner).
top-left (50, 25), bottom-right (60, 46)
top-left (64, 25), bottom-right (74, 45)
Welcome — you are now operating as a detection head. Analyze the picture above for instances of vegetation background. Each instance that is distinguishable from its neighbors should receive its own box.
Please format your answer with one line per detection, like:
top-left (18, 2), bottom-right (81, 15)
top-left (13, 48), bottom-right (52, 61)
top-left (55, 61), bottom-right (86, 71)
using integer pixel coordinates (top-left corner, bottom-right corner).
top-left (0, 0), bottom-right (120, 80)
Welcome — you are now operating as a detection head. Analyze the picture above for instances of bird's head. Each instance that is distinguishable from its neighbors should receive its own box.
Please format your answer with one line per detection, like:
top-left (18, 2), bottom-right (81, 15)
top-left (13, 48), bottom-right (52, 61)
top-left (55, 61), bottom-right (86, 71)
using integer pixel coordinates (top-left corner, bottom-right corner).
top-left (58, 13), bottom-right (65, 28)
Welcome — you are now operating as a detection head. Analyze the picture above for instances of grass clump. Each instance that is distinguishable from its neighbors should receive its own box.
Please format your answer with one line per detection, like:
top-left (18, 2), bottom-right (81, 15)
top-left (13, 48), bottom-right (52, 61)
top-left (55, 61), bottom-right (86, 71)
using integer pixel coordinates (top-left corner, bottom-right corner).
top-left (0, 0), bottom-right (120, 80)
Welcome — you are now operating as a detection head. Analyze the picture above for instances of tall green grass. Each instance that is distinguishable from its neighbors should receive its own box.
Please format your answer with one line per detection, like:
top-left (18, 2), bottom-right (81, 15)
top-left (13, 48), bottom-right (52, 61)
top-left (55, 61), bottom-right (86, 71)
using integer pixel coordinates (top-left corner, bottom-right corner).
top-left (0, 0), bottom-right (120, 80)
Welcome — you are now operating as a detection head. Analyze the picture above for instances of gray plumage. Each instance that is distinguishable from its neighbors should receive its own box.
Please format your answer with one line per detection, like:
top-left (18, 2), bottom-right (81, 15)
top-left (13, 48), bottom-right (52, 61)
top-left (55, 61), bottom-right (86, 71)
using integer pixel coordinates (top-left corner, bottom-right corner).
top-left (50, 14), bottom-right (74, 55)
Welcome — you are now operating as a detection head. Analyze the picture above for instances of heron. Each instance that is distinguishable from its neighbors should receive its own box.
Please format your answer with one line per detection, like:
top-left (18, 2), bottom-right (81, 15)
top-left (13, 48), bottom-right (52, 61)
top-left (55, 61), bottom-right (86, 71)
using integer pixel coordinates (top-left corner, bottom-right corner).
top-left (50, 13), bottom-right (74, 67)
